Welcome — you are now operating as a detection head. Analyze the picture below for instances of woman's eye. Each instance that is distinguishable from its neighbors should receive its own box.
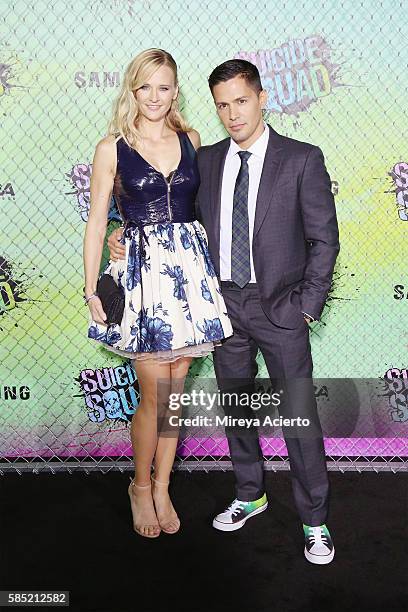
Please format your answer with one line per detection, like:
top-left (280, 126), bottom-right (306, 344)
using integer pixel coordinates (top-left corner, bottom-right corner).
top-left (239, 99), bottom-right (247, 104)
top-left (160, 87), bottom-right (169, 91)
top-left (140, 85), bottom-right (149, 90)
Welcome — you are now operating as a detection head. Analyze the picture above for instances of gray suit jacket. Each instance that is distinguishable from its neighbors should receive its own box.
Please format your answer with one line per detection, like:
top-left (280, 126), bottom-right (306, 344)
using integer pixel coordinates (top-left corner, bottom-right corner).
top-left (195, 124), bottom-right (340, 329)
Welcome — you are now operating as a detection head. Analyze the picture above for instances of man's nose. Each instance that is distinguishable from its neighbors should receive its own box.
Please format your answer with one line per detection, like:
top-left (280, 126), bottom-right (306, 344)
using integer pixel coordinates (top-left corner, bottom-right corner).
top-left (229, 104), bottom-right (239, 121)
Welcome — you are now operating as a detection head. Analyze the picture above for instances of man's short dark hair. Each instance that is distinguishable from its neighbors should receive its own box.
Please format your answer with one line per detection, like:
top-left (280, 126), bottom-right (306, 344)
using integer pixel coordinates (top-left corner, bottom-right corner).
top-left (208, 59), bottom-right (262, 94)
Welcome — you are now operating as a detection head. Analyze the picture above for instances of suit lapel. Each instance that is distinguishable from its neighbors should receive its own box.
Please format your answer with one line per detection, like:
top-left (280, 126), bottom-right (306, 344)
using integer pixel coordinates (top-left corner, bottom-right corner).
top-left (253, 125), bottom-right (284, 238)
top-left (210, 139), bottom-right (229, 260)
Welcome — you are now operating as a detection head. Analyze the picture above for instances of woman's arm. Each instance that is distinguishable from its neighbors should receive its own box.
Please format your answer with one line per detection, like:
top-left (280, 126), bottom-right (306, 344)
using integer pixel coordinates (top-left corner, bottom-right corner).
top-left (83, 135), bottom-right (116, 323)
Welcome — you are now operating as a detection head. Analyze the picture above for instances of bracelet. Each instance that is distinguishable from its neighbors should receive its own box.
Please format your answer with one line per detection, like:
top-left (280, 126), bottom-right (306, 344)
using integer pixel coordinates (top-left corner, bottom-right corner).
top-left (83, 286), bottom-right (98, 305)
top-left (85, 293), bottom-right (98, 305)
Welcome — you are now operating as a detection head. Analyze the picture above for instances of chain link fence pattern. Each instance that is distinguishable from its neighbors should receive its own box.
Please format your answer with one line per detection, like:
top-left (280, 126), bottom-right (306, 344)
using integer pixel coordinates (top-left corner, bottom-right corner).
top-left (1, 0), bottom-right (407, 474)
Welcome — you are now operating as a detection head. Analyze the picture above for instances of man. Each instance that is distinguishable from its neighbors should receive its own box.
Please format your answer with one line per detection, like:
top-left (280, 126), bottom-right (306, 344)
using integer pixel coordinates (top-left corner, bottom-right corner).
top-left (107, 59), bottom-right (340, 564)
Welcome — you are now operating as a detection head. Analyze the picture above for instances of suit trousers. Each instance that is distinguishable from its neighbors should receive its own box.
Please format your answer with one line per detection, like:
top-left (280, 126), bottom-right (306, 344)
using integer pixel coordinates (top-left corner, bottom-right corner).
top-left (213, 282), bottom-right (330, 526)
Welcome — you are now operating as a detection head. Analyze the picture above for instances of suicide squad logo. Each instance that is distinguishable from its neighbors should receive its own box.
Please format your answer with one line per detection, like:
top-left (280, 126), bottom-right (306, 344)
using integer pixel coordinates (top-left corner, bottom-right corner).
top-left (383, 368), bottom-right (408, 423)
top-left (393, 285), bottom-right (408, 300)
top-left (65, 163), bottom-right (120, 222)
top-left (235, 35), bottom-right (344, 116)
top-left (78, 364), bottom-right (139, 423)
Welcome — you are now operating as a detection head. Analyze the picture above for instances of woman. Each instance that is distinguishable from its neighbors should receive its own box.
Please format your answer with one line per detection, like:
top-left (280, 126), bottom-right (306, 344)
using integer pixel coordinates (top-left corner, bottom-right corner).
top-left (83, 49), bottom-right (233, 538)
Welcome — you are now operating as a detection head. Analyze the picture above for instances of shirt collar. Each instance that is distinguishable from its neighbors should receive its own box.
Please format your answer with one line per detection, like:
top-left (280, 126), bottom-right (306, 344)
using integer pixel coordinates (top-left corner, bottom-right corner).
top-left (227, 122), bottom-right (269, 161)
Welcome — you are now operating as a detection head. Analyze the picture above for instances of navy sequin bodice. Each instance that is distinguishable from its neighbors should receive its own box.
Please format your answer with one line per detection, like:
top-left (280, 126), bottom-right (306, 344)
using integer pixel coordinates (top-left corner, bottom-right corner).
top-left (113, 131), bottom-right (200, 226)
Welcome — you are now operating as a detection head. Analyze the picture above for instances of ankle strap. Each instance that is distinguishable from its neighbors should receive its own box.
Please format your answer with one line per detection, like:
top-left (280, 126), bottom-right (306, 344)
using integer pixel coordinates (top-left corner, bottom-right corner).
top-left (129, 477), bottom-right (151, 489)
top-left (151, 475), bottom-right (170, 486)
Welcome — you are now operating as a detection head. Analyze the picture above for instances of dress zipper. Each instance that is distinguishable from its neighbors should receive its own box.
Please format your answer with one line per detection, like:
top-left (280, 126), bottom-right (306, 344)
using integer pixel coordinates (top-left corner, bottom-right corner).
top-left (166, 171), bottom-right (175, 222)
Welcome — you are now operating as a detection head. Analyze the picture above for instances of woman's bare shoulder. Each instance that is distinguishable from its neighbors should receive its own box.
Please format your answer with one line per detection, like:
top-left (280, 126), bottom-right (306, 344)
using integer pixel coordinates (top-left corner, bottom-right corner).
top-left (95, 133), bottom-right (120, 151)
top-left (186, 128), bottom-right (201, 150)
top-left (93, 134), bottom-right (119, 173)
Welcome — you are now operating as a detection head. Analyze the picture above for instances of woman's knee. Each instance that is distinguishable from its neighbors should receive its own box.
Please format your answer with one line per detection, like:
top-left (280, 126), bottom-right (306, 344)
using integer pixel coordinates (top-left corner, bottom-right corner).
top-left (170, 357), bottom-right (192, 378)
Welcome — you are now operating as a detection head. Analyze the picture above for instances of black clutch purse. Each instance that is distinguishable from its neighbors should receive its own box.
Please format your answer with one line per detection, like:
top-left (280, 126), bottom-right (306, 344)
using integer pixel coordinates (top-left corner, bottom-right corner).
top-left (96, 274), bottom-right (125, 326)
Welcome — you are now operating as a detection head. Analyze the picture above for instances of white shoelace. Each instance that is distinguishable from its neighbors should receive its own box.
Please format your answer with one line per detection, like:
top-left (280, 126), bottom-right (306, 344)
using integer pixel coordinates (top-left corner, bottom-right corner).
top-left (307, 526), bottom-right (329, 545)
top-left (226, 499), bottom-right (246, 516)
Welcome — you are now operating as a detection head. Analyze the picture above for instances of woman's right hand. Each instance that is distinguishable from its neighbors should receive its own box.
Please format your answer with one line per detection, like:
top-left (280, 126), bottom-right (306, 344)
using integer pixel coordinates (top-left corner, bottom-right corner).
top-left (107, 227), bottom-right (126, 261)
top-left (87, 295), bottom-right (107, 325)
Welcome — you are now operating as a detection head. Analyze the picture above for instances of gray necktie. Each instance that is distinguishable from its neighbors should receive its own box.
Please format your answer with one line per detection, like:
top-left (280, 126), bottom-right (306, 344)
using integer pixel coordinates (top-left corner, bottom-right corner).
top-left (231, 150), bottom-right (252, 288)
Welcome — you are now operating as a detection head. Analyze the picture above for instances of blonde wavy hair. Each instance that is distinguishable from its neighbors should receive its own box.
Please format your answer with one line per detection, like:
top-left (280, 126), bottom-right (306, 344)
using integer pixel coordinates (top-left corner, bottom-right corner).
top-left (107, 48), bottom-right (190, 148)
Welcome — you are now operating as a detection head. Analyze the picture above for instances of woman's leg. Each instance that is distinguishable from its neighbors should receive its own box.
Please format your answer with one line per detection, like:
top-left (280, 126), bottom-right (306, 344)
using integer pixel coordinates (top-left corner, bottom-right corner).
top-left (152, 356), bottom-right (192, 533)
top-left (128, 358), bottom-right (171, 537)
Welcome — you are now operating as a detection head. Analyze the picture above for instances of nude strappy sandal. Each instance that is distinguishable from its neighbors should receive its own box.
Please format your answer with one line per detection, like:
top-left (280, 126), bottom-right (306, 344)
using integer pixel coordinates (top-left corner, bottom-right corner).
top-left (128, 477), bottom-right (161, 538)
top-left (151, 475), bottom-right (181, 534)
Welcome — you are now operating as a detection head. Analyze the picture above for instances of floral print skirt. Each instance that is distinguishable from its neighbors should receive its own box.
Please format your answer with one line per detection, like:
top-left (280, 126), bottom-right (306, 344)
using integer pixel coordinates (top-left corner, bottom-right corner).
top-left (87, 220), bottom-right (233, 363)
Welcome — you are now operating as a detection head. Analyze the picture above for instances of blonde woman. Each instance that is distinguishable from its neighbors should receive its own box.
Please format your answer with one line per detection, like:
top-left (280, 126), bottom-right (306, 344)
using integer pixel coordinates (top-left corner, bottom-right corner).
top-left (83, 49), bottom-right (233, 538)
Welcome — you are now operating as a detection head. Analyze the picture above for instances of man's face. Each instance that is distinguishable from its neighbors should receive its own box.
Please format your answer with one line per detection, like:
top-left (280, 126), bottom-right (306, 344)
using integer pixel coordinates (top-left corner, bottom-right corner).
top-left (212, 75), bottom-right (267, 148)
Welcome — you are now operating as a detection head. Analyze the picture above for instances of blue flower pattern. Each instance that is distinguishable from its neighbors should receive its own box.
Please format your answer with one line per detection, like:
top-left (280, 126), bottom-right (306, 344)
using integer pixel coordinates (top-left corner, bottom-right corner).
top-left (153, 223), bottom-right (175, 252)
top-left (201, 278), bottom-right (214, 303)
top-left (160, 264), bottom-right (188, 301)
top-left (126, 239), bottom-right (151, 291)
top-left (196, 317), bottom-right (224, 342)
top-left (87, 221), bottom-right (232, 357)
top-left (195, 228), bottom-right (217, 277)
top-left (125, 307), bottom-right (173, 352)
top-left (179, 223), bottom-right (198, 258)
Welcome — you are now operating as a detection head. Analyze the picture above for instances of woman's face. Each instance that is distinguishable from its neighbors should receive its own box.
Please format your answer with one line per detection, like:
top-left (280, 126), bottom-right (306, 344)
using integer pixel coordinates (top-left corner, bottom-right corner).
top-left (135, 64), bottom-right (178, 123)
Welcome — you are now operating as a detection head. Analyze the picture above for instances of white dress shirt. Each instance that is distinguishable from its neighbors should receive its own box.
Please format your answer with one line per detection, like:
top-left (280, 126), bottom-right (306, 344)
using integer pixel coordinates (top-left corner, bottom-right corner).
top-left (218, 123), bottom-right (314, 321)
top-left (219, 123), bottom-right (269, 283)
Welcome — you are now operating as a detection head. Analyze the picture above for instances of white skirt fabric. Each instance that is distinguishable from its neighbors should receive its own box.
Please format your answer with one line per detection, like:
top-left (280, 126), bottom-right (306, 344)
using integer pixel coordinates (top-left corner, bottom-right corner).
top-left (87, 220), bottom-right (233, 363)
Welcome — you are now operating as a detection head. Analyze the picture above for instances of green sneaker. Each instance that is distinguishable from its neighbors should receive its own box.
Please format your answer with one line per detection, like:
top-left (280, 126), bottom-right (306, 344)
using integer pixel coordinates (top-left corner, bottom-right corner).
top-left (212, 494), bottom-right (268, 531)
top-left (303, 523), bottom-right (335, 564)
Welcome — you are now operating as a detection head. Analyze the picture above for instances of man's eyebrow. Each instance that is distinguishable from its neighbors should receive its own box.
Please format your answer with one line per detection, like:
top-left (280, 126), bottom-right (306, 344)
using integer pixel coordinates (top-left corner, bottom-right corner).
top-left (216, 96), bottom-right (248, 104)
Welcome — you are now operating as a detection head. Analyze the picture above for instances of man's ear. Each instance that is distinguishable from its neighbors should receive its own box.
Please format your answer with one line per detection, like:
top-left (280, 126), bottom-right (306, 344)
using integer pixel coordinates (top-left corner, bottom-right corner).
top-left (259, 88), bottom-right (268, 109)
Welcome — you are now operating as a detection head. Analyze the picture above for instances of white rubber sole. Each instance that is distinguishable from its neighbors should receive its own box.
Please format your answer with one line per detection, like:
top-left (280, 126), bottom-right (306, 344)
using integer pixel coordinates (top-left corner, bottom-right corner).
top-left (212, 501), bottom-right (268, 531)
top-left (304, 545), bottom-right (335, 564)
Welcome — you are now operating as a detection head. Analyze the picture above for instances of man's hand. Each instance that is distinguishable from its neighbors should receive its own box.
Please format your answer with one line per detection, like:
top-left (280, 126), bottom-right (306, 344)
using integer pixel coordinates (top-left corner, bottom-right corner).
top-left (302, 311), bottom-right (314, 324)
top-left (107, 227), bottom-right (126, 261)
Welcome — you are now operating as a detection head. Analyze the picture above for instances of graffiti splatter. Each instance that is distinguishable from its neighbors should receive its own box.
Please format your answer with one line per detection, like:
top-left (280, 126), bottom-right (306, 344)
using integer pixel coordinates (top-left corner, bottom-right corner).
top-left (0, 58), bottom-right (27, 98)
top-left (0, 256), bottom-right (31, 324)
top-left (387, 162), bottom-right (408, 221)
top-left (309, 266), bottom-right (359, 336)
